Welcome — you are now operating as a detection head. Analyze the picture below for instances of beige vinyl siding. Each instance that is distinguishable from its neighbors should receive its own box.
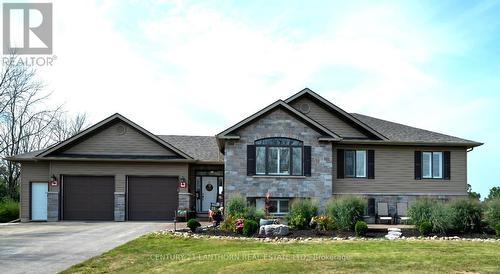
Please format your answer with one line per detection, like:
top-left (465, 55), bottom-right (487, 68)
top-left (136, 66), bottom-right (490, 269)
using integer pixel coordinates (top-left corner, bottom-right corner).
top-left (290, 97), bottom-right (368, 138)
top-left (49, 161), bottom-right (188, 193)
top-left (333, 145), bottom-right (468, 195)
top-left (20, 161), bottom-right (50, 221)
top-left (19, 160), bottom-right (188, 221)
top-left (63, 122), bottom-right (176, 156)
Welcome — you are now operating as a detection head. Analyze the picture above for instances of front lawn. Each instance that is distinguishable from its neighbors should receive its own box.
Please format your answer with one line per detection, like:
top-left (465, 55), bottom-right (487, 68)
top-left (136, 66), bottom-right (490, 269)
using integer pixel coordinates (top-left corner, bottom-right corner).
top-left (62, 233), bottom-right (500, 274)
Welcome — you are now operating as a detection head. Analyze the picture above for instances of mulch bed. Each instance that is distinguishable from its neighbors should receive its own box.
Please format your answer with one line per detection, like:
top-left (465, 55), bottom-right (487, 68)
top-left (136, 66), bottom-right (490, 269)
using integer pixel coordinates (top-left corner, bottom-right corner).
top-left (195, 226), bottom-right (421, 238)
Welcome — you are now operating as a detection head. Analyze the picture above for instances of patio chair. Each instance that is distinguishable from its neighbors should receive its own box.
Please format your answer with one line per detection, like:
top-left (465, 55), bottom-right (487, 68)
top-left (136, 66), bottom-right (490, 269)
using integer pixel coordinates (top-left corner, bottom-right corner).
top-left (377, 202), bottom-right (393, 224)
top-left (396, 202), bottom-right (411, 224)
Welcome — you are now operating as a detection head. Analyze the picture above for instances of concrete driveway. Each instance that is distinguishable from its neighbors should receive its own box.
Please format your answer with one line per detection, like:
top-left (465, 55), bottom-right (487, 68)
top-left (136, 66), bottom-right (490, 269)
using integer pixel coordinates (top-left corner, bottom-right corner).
top-left (0, 221), bottom-right (172, 274)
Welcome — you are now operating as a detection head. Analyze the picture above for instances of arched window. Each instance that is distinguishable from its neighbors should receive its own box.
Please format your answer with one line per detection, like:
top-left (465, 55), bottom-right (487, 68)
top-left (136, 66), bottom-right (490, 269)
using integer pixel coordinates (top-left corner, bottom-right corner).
top-left (254, 137), bottom-right (303, 175)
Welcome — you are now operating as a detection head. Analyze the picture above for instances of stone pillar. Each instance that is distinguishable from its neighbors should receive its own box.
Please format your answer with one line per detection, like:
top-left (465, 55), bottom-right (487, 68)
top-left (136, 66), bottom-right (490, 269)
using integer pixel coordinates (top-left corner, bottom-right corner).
top-left (47, 191), bottom-right (59, 221)
top-left (178, 192), bottom-right (192, 210)
top-left (114, 192), bottom-right (125, 221)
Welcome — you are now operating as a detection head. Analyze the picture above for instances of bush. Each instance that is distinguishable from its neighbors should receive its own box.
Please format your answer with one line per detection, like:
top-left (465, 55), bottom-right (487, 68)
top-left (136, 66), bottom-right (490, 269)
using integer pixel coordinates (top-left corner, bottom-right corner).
top-left (484, 199), bottom-right (500, 230)
top-left (243, 219), bottom-right (259, 236)
top-left (495, 223), bottom-right (500, 237)
top-left (186, 219), bottom-right (201, 232)
top-left (287, 199), bottom-right (318, 229)
top-left (408, 198), bottom-right (451, 234)
top-left (419, 221), bottom-right (433, 236)
top-left (245, 206), bottom-right (265, 222)
top-left (226, 194), bottom-right (247, 217)
top-left (311, 215), bottom-right (334, 231)
top-left (220, 215), bottom-right (236, 232)
top-left (326, 196), bottom-right (366, 231)
top-left (355, 221), bottom-right (368, 237)
top-left (449, 199), bottom-right (482, 233)
top-left (0, 199), bottom-right (19, 223)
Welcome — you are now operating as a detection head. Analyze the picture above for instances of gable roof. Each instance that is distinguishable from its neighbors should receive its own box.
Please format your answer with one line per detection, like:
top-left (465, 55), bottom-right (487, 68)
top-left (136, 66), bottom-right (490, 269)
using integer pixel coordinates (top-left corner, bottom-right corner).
top-left (350, 113), bottom-right (482, 146)
top-left (158, 135), bottom-right (223, 162)
top-left (285, 88), bottom-right (388, 140)
top-left (36, 113), bottom-right (193, 160)
top-left (216, 100), bottom-right (342, 141)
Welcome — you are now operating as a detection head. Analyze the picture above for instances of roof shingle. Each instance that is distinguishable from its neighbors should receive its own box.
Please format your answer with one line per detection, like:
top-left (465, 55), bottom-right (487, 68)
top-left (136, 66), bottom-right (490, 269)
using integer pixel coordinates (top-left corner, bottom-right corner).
top-left (351, 113), bottom-right (481, 145)
top-left (158, 135), bottom-right (223, 162)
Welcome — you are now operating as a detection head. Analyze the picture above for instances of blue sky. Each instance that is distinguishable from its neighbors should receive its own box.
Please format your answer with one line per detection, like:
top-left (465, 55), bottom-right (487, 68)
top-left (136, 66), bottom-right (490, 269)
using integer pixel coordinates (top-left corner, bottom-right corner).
top-left (33, 0), bottom-right (500, 198)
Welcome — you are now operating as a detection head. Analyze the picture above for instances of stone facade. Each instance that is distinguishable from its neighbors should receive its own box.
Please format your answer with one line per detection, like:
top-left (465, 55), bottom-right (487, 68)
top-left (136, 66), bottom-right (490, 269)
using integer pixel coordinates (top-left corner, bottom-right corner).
top-left (114, 192), bottom-right (125, 221)
top-left (224, 108), bottom-right (333, 207)
top-left (47, 191), bottom-right (59, 222)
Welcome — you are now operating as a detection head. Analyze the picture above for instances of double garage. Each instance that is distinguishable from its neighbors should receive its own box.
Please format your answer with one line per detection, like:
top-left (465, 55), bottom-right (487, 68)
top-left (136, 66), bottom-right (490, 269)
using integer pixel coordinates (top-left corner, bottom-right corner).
top-left (62, 175), bottom-right (178, 221)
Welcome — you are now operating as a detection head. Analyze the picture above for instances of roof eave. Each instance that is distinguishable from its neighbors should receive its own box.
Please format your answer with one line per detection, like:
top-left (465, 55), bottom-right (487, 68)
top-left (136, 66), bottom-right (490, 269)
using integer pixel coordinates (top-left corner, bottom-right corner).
top-left (338, 140), bottom-right (483, 148)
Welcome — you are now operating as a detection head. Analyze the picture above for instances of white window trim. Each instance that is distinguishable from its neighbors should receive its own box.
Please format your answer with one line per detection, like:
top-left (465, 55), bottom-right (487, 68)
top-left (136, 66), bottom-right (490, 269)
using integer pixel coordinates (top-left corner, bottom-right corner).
top-left (269, 198), bottom-right (289, 215)
top-left (345, 150), bottom-right (367, 178)
top-left (268, 147), bottom-right (290, 175)
top-left (422, 151), bottom-right (443, 179)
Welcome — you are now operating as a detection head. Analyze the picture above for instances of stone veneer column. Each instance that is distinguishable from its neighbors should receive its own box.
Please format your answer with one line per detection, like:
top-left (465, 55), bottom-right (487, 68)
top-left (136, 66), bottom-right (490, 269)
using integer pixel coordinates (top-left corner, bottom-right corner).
top-left (47, 191), bottom-right (59, 221)
top-left (178, 193), bottom-right (192, 210)
top-left (114, 192), bottom-right (125, 221)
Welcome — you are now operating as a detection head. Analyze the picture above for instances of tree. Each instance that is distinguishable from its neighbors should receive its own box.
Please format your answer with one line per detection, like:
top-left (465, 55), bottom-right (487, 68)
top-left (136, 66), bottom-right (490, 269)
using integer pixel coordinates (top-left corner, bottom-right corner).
top-left (0, 54), bottom-right (87, 199)
top-left (467, 184), bottom-right (481, 200)
top-left (486, 187), bottom-right (500, 201)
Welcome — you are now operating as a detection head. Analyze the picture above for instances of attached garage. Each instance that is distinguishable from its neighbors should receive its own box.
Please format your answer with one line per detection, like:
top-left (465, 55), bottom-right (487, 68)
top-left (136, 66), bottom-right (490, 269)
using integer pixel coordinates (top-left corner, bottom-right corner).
top-left (62, 175), bottom-right (115, 221)
top-left (127, 176), bottom-right (178, 221)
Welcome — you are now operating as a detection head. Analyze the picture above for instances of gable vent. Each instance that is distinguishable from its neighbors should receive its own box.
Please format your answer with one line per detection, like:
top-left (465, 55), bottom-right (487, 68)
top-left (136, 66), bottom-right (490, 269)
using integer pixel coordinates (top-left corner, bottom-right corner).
top-left (115, 125), bottom-right (127, 135)
top-left (299, 103), bottom-right (310, 114)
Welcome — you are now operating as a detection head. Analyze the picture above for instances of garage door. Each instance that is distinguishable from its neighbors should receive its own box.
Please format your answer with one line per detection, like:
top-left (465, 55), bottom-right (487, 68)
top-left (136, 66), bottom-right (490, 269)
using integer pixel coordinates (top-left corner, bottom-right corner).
top-left (63, 176), bottom-right (115, 221)
top-left (127, 176), bottom-right (178, 221)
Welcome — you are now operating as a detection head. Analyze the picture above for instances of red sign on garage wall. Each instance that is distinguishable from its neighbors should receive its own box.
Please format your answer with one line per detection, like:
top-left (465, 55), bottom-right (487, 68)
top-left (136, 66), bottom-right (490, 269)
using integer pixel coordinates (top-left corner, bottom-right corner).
top-left (179, 177), bottom-right (187, 188)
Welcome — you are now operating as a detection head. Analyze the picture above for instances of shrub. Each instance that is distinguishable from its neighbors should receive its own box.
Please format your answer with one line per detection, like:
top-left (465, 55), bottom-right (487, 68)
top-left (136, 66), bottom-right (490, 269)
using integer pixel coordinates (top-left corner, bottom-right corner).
top-left (355, 221), bottom-right (368, 237)
top-left (484, 199), bottom-right (500, 230)
top-left (419, 221), bottom-right (432, 236)
top-left (495, 222), bottom-right (500, 237)
top-left (326, 196), bottom-right (366, 231)
top-left (311, 215), bottom-right (333, 231)
top-left (287, 199), bottom-right (318, 229)
top-left (243, 219), bottom-right (259, 236)
top-left (449, 199), bottom-right (483, 233)
top-left (226, 194), bottom-right (247, 217)
top-left (220, 215), bottom-right (237, 232)
top-left (408, 198), bottom-right (451, 234)
top-left (0, 199), bottom-right (19, 223)
top-left (245, 206), bottom-right (265, 222)
top-left (187, 219), bottom-right (201, 232)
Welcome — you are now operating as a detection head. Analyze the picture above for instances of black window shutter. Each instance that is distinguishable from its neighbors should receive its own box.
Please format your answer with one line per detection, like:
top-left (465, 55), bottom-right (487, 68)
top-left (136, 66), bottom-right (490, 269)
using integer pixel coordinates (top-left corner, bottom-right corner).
top-left (414, 151), bottom-right (422, 180)
top-left (368, 150), bottom-right (375, 179)
top-left (247, 145), bottom-right (256, 176)
top-left (303, 146), bottom-right (312, 176)
top-left (443, 151), bottom-right (451, 180)
top-left (337, 149), bottom-right (344, 179)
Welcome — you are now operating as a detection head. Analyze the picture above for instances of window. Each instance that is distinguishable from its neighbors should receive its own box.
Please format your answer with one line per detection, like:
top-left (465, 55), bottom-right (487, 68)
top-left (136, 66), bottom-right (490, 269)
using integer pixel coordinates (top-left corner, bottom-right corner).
top-left (345, 150), bottom-right (367, 178)
top-left (268, 199), bottom-right (289, 215)
top-left (255, 138), bottom-right (303, 176)
top-left (422, 152), bottom-right (443, 179)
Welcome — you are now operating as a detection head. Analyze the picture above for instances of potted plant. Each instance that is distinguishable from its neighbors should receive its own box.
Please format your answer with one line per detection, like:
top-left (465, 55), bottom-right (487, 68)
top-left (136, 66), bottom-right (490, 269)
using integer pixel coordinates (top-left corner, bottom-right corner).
top-left (210, 207), bottom-right (223, 226)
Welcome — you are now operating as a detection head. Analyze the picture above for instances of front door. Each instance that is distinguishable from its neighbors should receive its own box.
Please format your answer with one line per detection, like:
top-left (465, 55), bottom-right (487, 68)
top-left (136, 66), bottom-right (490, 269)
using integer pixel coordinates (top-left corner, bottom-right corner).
top-left (31, 182), bottom-right (48, 221)
top-left (201, 177), bottom-right (218, 212)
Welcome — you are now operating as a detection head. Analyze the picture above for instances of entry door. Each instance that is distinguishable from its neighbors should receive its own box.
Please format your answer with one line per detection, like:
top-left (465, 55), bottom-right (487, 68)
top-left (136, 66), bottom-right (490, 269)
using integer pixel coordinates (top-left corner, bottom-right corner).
top-left (31, 182), bottom-right (48, 221)
top-left (201, 177), bottom-right (218, 212)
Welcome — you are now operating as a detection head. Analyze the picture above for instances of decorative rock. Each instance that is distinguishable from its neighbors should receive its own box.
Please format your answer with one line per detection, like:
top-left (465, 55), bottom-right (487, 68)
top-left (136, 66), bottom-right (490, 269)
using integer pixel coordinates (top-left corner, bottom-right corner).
top-left (259, 224), bottom-right (290, 236)
top-left (385, 227), bottom-right (402, 240)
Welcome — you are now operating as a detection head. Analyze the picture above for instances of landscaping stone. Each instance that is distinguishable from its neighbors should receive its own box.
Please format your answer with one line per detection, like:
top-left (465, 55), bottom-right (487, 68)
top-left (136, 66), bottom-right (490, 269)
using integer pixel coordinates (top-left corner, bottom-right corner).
top-left (259, 224), bottom-right (290, 236)
top-left (385, 228), bottom-right (402, 240)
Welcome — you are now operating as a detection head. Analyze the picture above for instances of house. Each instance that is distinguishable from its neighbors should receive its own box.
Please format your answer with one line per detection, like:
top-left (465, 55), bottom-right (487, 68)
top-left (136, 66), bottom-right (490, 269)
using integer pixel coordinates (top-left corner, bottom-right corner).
top-left (7, 88), bottom-right (482, 222)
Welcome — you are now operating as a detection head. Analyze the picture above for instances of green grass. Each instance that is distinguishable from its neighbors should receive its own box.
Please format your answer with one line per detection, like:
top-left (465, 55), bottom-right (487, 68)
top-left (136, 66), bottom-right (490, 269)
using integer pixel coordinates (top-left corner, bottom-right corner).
top-left (62, 234), bottom-right (500, 274)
